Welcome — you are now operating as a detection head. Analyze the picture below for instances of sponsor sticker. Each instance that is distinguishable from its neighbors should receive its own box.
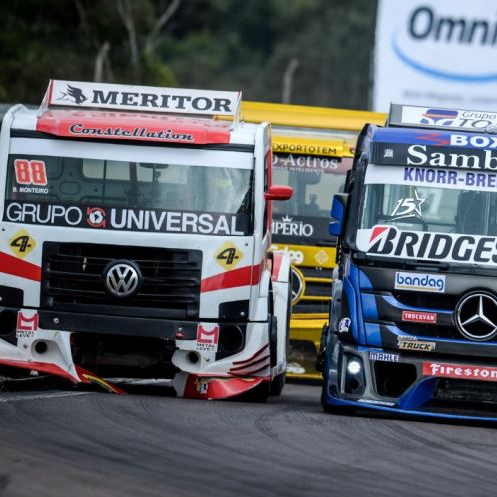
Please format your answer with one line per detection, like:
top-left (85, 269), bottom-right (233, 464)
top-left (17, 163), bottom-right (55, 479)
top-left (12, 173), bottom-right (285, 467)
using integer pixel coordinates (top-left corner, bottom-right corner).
top-left (369, 352), bottom-right (399, 362)
top-left (423, 362), bottom-right (497, 383)
top-left (50, 80), bottom-right (240, 116)
top-left (272, 216), bottom-right (314, 238)
top-left (273, 152), bottom-right (348, 172)
top-left (398, 336), bottom-right (436, 352)
top-left (394, 272), bottom-right (445, 293)
top-left (214, 242), bottom-right (242, 270)
top-left (373, 142), bottom-right (497, 171)
top-left (338, 317), bottom-right (351, 333)
top-left (86, 207), bottom-right (107, 228)
top-left (68, 124), bottom-right (194, 142)
top-left (196, 324), bottom-right (220, 353)
top-left (400, 106), bottom-right (497, 132)
top-left (9, 229), bottom-right (36, 258)
top-left (270, 245), bottom-right (304, 265)
top-left (390, 191), bottom-right (426, 221)
top-left (402, 310), bottom-right (437, 324)
top-left (357, 398), bottom-right (396, 407)
top-left (4, 201), bottom-right (248, 236)
top-left (365, 164), bottom-right (497, 193)
top-left (195, 378), bottom-right (209, 395)
top-left (360, 226), bottom-right (497, 267)
top-left (16, 310), bottom-right (39, 339)
top-left (14, 159), bottom-right (47, 186)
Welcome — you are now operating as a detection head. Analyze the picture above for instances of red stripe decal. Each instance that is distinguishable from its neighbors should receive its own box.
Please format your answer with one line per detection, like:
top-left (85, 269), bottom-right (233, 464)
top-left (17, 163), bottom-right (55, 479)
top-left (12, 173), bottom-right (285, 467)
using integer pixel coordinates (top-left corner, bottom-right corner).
top-left (230, 354), bottom-right (270, 372)
top-left (201, 262), bottom-right (262, 293)
top-left (230, 363), bottom-right (270, 377)
top-left (271, 253), bottom-right (283, 282)
top-left (232, 343), bottom-right (269, 365)
top-left (0, 251), bottom-right (41, 281)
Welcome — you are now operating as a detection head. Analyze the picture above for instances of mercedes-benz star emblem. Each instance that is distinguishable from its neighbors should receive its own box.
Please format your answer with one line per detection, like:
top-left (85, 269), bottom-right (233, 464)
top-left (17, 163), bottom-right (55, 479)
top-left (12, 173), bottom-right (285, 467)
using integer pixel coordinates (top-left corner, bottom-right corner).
top-left (291, 267), bottom-right (305, 304)
top-left (455, 292), bottom-right (497, 341)
top-left (103, 260), bottom-right (142, 298)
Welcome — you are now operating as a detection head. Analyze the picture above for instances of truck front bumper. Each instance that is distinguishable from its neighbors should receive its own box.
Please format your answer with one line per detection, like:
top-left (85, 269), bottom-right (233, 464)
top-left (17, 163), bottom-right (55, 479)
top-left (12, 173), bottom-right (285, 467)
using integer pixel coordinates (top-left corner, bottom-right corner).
top-left (322, 337), bottom-right (497, 421)
top-left (0, 307), bottom-right (274, 399)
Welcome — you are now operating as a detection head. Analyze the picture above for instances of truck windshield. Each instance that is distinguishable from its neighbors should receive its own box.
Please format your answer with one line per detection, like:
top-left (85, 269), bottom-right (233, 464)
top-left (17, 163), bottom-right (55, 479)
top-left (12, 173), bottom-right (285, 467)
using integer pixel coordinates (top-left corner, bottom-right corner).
top-left (5, 138), bottom-right (254, 235)
top-left (272, 153), bottom-right (352, 242)
top-left (356, 163), bottom-right (497, 265)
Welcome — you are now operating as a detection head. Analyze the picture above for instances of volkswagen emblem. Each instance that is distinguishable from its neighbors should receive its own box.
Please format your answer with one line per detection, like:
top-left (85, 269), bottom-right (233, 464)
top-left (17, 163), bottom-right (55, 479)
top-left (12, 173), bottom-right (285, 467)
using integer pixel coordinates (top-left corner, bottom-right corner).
top-left (103, 260), bottom-right (142, 298)
top-left (455, 292), bottom-right (497, 341)
top-left (291, 266), bottom-right (305, 304)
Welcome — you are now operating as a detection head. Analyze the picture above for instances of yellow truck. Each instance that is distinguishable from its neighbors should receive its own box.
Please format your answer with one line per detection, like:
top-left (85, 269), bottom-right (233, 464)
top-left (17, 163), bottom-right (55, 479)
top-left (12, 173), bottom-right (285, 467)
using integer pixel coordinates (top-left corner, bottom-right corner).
top-left (240, 102), bottom-right (386, 379)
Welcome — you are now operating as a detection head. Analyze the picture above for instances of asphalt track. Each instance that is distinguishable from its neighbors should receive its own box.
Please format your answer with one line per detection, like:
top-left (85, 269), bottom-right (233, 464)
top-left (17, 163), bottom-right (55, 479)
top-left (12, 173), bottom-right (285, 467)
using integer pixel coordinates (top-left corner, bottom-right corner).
top-left (0, 383), bottom-right (496, 497)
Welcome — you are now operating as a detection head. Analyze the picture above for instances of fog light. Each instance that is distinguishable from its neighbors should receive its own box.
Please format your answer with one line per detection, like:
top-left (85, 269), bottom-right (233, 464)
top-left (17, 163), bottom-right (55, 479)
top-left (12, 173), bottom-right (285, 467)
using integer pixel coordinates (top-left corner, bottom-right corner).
top-left (347, 359), bottom-right (362, 375)
top-left (344, 355), bottom-right (365, 395)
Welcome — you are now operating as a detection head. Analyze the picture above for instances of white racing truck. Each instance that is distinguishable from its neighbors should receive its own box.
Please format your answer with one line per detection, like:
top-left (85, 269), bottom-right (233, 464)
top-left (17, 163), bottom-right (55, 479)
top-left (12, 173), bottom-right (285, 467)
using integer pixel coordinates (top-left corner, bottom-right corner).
top-left (0, 80), bottom-right (293, 400)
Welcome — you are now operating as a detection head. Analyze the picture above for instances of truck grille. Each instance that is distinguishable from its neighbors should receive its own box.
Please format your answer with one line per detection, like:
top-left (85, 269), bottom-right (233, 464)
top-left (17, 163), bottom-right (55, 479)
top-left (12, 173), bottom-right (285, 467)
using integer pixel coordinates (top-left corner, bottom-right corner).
top-left (293, 267), bottom-right (332, 315)
top-left (434, 379), bottom-right (497, 404)
top-left (41, 243), bottom-right (202, 319)
top-left (392, 292), bottom-right (458, 310)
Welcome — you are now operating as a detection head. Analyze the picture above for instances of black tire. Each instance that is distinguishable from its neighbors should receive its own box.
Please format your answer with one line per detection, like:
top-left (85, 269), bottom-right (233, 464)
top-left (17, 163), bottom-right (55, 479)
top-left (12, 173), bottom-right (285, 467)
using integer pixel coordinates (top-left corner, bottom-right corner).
top-left (242, 381), bottom-right (270, 403)
top-left (270, 371), bottom-right (285, 396)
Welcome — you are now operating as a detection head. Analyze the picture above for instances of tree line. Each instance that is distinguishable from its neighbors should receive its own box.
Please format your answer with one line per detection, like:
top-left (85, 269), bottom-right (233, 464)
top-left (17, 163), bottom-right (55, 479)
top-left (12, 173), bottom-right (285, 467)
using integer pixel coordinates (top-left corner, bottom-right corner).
top-left (0, 0), bottom-right (376, 109)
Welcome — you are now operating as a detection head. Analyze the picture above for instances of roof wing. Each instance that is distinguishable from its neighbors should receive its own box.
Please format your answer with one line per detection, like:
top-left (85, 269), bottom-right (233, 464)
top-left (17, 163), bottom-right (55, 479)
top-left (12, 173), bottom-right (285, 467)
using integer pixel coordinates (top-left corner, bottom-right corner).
top-left (239, 101), bottom-right (386, 131)
top-left (40, 80), bottom-right (241, 121)
top-left (388, 103), bottom-right (497, 133)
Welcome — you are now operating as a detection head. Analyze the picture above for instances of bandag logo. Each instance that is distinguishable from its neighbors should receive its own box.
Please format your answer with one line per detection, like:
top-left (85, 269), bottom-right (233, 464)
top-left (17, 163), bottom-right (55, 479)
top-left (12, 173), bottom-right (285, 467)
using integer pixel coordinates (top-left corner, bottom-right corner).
top-left (395, 271), bottom-right (445, 293)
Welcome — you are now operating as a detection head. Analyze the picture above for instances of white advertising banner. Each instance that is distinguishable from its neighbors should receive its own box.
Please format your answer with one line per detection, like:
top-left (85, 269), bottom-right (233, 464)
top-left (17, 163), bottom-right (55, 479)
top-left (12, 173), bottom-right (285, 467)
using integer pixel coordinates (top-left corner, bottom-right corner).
top-left (373, 0), bottom-right (497, 112)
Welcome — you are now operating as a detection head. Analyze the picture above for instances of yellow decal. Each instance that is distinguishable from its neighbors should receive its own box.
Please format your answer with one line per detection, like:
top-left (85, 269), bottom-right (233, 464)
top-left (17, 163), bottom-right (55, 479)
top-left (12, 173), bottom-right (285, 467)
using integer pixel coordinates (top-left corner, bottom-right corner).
top-left (272, 136), bottom-right (344, 157)
top-left (214, 242), bottom-right (243, 270)
top-left (271, 243), bottom-right (335, 268)
top-left (314, 249), bottom-right (329, 266)
top-left (81, 373), bottom-right (123, 394)
top-left (9, 229), bottom-right (36, 258)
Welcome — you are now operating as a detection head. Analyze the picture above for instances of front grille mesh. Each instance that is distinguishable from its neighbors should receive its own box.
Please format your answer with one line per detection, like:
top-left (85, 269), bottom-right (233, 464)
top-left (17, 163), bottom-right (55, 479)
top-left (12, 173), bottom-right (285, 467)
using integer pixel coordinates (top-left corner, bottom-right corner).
top-left (294, 266), bottom-right (332, 314)
top-left (42, 243), bottom-right (202, 319)
top-left (293, 301), bottom-right (329, 315)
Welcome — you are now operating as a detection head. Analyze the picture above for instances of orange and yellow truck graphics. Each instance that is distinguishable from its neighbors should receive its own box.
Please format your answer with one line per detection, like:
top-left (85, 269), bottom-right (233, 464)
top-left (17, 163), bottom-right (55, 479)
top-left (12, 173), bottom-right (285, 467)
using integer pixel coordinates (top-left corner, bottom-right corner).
top-left (240, 102), bottom-right (386, 379)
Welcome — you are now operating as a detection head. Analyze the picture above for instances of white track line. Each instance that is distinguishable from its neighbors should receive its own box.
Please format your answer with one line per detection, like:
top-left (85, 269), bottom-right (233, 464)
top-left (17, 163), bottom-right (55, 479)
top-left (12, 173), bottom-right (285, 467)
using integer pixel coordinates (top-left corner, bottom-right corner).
top-left (0, 391), bottom-right (92, 403)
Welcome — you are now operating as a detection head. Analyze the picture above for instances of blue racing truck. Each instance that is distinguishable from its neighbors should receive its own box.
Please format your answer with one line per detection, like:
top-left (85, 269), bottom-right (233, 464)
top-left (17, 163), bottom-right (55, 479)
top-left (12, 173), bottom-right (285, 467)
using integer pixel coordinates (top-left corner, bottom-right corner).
top-left (319, 104), bottom-right (497, 421)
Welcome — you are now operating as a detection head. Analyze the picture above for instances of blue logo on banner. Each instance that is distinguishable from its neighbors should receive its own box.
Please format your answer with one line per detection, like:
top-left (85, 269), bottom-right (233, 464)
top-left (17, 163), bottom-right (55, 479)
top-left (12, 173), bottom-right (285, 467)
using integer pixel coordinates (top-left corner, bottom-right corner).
top-left (392, 33), bottom-right (497, 84)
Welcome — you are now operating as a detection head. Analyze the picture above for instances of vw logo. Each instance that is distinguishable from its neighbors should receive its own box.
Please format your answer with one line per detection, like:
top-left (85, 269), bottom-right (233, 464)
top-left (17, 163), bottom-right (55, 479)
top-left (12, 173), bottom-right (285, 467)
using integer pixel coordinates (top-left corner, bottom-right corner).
top-left (455, 292), bottom-right (497, 341)
top-left (291, 266), bottom-right (305, 304)
top-left (103, 260), bottom-right (142, 298)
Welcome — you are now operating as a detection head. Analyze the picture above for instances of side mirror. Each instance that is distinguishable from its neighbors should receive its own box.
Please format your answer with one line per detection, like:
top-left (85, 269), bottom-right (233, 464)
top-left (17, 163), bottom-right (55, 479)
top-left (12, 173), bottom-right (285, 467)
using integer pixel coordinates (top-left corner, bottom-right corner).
top-left (329, 193), bottom-right (349, 236)
top-left (265, 185), bottom-right (293, 201)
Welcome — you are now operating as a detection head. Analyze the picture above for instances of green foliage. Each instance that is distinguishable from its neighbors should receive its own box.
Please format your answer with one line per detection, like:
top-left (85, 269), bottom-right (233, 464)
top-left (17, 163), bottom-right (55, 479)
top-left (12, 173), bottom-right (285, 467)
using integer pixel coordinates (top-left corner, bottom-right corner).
top-left (0, 0), bottom-right (376, 108)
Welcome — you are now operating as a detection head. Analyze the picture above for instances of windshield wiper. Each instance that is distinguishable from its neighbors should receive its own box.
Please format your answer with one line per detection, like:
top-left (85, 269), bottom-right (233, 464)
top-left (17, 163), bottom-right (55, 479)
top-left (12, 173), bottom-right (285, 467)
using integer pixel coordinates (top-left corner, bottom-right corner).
top-left (353, 252), bottom-right (451, 271)
top-left (403, 259), bottom-right (451, 271)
